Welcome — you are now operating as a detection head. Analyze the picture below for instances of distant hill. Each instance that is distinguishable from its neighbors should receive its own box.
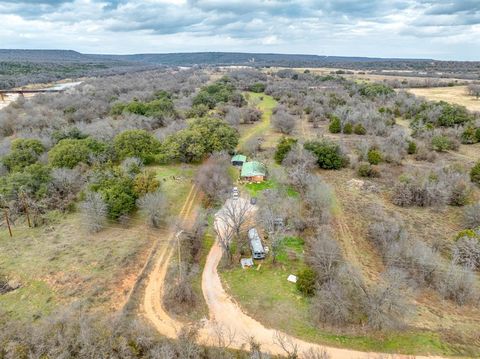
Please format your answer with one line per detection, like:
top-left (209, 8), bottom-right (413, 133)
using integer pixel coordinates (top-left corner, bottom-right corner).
top-left (0, 49), bottom-right (94, 63)
top-left (1, 50), bottom-right (478, 89)
top-left (0, 49), bottom-right (432, 67)
top-left (91, 52), bottom-right (433, 68)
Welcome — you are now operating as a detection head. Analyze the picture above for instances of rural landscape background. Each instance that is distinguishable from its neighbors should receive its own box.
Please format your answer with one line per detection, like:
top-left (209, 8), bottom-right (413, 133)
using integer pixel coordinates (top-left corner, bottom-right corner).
top-left (1, 1), bottom-right (480, 358)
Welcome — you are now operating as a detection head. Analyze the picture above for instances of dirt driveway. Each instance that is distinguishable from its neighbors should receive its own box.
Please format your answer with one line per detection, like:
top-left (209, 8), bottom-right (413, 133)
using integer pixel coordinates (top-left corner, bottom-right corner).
top-left (199, 198), bottom-right (445, 359)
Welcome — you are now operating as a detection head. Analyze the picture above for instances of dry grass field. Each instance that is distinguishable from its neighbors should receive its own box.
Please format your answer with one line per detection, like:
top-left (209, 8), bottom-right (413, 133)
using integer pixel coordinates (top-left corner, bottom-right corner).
top-left (0, 164), bottom-right (195, 322)
top-left (408, 86), bottom-right (480, 112)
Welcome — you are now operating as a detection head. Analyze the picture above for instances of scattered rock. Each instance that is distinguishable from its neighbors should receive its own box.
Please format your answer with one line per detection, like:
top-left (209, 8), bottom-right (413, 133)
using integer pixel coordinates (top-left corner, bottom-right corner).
top-left (7, 280), bottom-right (21, 290)
top-left (347, 178), bottom-right (379, 193)
top-left (0, 278), bottom-right (21, 294)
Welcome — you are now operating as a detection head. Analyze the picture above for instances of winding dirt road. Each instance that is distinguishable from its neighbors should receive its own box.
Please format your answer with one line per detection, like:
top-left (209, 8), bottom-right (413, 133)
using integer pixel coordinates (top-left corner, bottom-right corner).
top-left (142, 184), bottom-right (199, 338)
top-left (199, 200), bottom-right (444, 358)
top-left (141, 186), bottom-right (445, 358)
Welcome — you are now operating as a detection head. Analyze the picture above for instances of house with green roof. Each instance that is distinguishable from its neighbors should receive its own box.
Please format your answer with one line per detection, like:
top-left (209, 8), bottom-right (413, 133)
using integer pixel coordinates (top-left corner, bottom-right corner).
top-left (231, 154), bottom-right (247, 166)
top-left (241, 161), bottom-right (267, 182)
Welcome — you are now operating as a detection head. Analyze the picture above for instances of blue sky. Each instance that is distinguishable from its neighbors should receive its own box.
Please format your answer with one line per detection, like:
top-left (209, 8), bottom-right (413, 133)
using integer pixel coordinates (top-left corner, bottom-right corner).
top-left (0, 0), bottom-right (479, 60)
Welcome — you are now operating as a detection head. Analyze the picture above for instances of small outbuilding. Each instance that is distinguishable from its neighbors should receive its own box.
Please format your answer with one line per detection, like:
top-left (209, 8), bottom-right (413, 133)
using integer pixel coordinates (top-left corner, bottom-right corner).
top-left (241, 161), bottom-right (266, 182)
top-left (231, 154), bottom-right (247, 167)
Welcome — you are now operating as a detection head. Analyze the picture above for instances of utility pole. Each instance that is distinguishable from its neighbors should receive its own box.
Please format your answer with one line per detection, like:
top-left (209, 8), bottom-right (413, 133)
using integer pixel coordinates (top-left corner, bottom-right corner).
top-left (4, 209), bottom-right (12, 237)
top-left (176, 230), bottom-right (184, 280)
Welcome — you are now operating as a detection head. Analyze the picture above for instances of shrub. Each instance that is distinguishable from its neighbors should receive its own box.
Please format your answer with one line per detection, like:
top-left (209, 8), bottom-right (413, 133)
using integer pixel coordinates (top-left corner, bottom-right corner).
top-left (52, 127), bottom-right (87, 144)
top-left (0, 163), bottom-right (51, 199)
top-left (359, 83), bottom-right (394, 98)
top-left (185, 104), bottom-right (209, 118)
top-left (2, 138), bottom-right (45, 171)
top-left (133, 170), bottom-right (160, 196)
top-left (353, 123), bottom-right (366, 135)
top-left (49, 138), bottom-right (106, 168)
top-left (161, 117), bottom-right (239, 163)
top-left (431, 135), bottom-right (454, 152)
top-left (367, 149), bottom-right (383, 165)
top-left (464, 203), bottom-right (480, 228)
top-left (296, 267), bottom-right (316, 296)
top-left (110, 92), bottom-right (176, 119)
top-left (471, 161), bottom-right (480, 185)
top-left (192, 78), bottom-right (237, 109)
top-left (476, 128), bottom-right (480, 142)
top-left (357, 162), bottom-right (379, 178)
top-left (436, 102), bottom-right (473, 127)
top-left (414, 143), bottom-right (437, 162)
top-left (392, 168), bottom-right (469, 207)
top-left (343, 122), bottom-right (353, 134)
top-left (407, 141), bottom-right (417, 154)
top-left (413, 101), bottom-right (473, 128)
top-left (328, 116), bottom-right (341, 134)
top-left (461, 127), bottom-right (478, 144)
top-left (120, 157), bottom-right (143, 177)
top-left (89, 169), bottom-right (138, 220)
top-left (114, 130), bottom-right (160, 164)
top-left (452, 236), bottom-right (480, 271)
top-left (436, 264), bottom-right (477, 305)
top-left (274, 137), bottom-right (297, 164)
top-left (249, 82), bottom-right (266, 93)
top-left (304, 140), bottom-right (349, 170)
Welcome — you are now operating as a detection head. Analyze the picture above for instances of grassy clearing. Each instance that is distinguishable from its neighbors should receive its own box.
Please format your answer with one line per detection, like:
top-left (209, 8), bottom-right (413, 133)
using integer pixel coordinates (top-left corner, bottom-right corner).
top-left (238, 92), bottom-right (277, 151)
top-left (221, 236), bottom-right (456, 355)
top-left (152, 163), bottom-right (196, 215)
top-left (243, 178), bottom-right (299, 198)
top-left (244, 179), bottom-right (276, 196)
top-left (0, 164), bottom-right (195, 322)
top-left (407, 86), bottom-right (480, 112)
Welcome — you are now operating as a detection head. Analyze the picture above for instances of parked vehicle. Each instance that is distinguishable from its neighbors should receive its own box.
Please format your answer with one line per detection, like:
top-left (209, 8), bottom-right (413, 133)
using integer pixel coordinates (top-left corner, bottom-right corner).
top-left (232, 187), bottom-right (239, 200)
top-left (247, 228), bottom-right (266, 259)
top-left (250, 197), bottom-right (257, 205)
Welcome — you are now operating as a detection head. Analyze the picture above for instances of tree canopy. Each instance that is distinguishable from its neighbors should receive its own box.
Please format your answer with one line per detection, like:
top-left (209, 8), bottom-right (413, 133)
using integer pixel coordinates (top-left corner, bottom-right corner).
top-left (161, 117), bottom-right (239, 163)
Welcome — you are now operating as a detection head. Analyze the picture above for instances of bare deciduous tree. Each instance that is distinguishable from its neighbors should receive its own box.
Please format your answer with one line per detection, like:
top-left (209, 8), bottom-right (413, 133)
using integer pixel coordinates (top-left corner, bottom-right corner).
top-left (273, 331), bottom-right (299, 359)
top-left (467, 83), bottom-right (480, 100)
top-left (80, 192), bottom-right (107, 233)
top-left (137, 191), bottom-right (167, 228)
top-left (272, 109), bottom-right (295, 134)
top-left (257, 189), bottom-right (289, 263)
top-left (304, 178), bottom-right (333, 226)
top-left (217, 198), bottom-right (252, 248)
top-left (196, 152), bottom-right (232, 205)
top-left (302, 347), bottom-right (331, 359)
top-left (363, 268), bottom-right (413, 330)
top-left (211, 320), bottom-right (236, 349)
top-left (282, 145), bottom-right (317, 194)
top-left (308, 230), bottom-right (343, 284)
top-left (214, 216), bottom-right (235, 264)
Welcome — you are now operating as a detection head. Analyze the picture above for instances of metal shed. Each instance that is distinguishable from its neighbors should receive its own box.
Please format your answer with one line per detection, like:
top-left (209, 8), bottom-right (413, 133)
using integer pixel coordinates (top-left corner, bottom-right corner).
top-left (231, 154), bottom-right (247, 166)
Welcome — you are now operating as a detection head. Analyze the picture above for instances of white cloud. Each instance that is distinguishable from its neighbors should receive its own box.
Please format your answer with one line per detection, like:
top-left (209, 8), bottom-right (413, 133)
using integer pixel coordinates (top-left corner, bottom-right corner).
top-left (0, 0), bottom-right (478, 59)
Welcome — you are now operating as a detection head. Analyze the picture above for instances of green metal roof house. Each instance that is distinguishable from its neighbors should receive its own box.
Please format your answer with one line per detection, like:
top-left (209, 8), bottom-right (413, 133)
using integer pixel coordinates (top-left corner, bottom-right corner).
top-left (241, 161), bottom-right (267, 182)
top-left (231, 154), bottom-right (247, 166)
